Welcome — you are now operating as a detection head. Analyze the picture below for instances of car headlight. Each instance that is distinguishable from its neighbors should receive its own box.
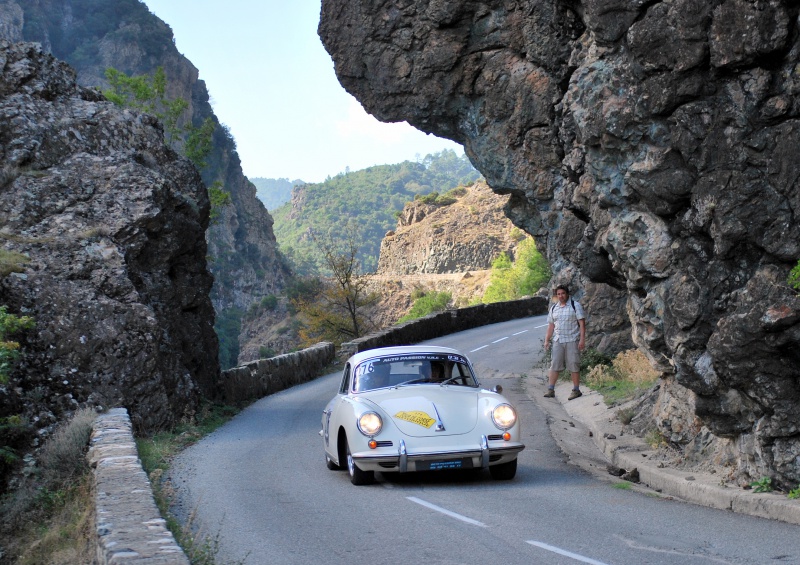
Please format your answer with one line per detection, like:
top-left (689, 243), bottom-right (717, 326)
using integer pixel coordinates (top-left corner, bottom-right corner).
top-left (357, 412), bottom-right (383, 436)
top-left (492, 404), bottom-right (517, 430)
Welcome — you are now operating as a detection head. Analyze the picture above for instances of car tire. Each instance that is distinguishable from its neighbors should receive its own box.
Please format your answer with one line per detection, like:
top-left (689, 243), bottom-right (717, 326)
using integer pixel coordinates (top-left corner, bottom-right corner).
top-left (325, 453), bottom-right (341, 470)
top-left (489, 458), bottom-right (517, 480)
top-left (346, 440), bottom-right (374, 485)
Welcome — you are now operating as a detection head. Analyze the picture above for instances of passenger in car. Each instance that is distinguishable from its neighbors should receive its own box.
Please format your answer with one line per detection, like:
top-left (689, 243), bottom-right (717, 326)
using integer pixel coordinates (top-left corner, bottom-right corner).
top-left (429, 361), bottom-right (445, 382)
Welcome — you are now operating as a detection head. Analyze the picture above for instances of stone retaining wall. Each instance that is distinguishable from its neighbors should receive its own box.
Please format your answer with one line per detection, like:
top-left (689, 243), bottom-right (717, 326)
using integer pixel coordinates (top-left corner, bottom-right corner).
top-left (89, 408), bottom-right (190, 565)
top-left (217, 341), bottom-right (336, 404)
top-left (339, 296), bottom-right (548, 358)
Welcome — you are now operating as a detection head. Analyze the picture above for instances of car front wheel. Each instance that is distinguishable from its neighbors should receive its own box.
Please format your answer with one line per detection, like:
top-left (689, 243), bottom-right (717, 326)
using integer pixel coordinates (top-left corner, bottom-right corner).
top-left (489, 458), bottom-right (517, 480)
top-left (346, 440), bottom-right (375, 485)
top-left (325, 453), bottom-right (341, 470)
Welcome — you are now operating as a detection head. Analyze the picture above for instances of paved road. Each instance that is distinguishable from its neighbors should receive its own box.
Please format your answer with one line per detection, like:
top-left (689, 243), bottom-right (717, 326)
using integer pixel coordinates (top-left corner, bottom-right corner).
top-left (167, 317), bottom-right (800, 565)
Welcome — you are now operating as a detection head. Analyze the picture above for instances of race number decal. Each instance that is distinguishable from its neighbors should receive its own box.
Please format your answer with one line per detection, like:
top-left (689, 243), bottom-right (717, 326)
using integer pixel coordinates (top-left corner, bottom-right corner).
top-left (394, 411), bottom-right (436, 428)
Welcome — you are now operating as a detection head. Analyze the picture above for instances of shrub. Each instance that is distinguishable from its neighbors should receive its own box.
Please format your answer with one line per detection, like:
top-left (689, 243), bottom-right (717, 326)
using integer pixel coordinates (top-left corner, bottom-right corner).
top-left (789, 260), bottom-right (800, 292)
top-left (415, 191), bottom-right (439, 204)
top-left (260, 294), bottom-right (278, 311)
top-left (38, 408), bottom-right (95, 487)
top-left (585, 349), bottom-right (660, 405)
top-left (0, 306), bottom-right (35, 383)
top-left (750, 477), bottom-right (773, 493)
top-left (398, 291), bottom-right (452, 323)
top-left (645, 429), bottom-right (666, 449)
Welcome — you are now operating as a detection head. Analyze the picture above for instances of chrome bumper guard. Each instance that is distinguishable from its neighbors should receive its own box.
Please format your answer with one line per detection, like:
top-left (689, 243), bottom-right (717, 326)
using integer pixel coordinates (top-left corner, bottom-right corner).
top-left (353, 434), bottom-right (524, 472)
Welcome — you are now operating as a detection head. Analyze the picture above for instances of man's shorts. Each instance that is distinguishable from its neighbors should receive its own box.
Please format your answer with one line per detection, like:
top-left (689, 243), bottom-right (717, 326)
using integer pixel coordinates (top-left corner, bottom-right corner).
top-left (550, 340), bottom-right (580, 373)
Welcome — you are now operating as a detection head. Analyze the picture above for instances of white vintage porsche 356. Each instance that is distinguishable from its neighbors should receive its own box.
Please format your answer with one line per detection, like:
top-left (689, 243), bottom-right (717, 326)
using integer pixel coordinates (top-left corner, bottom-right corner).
top-left (321, 345), bottom-right (525, 485)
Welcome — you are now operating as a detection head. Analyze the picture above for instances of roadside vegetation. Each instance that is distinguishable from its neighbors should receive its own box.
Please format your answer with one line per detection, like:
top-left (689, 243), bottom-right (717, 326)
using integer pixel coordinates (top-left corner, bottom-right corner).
top-left (789, 259), bottom-right (800, 292)
top-left (291, 227), bottom-right (379, 347)
top-left (479, 235), bottom-right (551, 304)
top-left (537, 345), bottom-right (659, 407)
top-left (136, 402), bottom-right (243, 565)
top-left (398, 290), bottom-right (453, 323)
top-left (583, 349), bottom-right (661, 406)
top-left (0, 408), bottom-right (96, 565)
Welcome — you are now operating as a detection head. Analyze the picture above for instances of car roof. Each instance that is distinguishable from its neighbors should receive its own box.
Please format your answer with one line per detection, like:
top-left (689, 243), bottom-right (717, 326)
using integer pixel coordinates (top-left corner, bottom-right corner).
top-left (346, 345), bottom-right (465, 366)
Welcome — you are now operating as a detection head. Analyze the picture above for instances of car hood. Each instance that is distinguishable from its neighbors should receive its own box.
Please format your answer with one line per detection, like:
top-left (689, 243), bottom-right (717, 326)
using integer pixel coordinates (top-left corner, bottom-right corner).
top-left (363, 387), bottom-right (479, 437)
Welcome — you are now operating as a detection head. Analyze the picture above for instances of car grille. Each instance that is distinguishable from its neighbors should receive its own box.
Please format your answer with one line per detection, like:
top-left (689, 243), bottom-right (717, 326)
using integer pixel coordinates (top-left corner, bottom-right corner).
top-left (375, 440), bottom-right (393, 447)
top-left (487, 434), bottom-right (504, 441)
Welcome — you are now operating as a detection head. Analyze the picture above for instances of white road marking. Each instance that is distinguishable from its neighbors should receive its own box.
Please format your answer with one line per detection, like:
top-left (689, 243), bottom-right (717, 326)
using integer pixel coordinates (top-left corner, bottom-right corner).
top-left (406, 497), bottom-right (487, 527)
top-left (492, 337), bottom-right (509, 343)
top-left (512, 329), bottom-right (529, 335)
top-left (527, 541), bottom-right (610, 565)
top-left (469, 345), bottom-right (489, 352)
top-left (534, 324), bottom-right (549, 328)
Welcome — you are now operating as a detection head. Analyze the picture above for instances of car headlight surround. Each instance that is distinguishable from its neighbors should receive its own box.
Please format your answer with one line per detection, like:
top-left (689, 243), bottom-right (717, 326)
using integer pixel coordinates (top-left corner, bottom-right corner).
top-left (492, 403), bottom-right (517, 430)
top-left (357, 412), bottom-right (383, 436)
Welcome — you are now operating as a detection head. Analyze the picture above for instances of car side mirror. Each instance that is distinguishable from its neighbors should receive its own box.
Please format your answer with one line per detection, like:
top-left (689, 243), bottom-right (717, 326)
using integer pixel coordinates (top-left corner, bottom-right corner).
top-left (493, 385), bottom-right (503, 394)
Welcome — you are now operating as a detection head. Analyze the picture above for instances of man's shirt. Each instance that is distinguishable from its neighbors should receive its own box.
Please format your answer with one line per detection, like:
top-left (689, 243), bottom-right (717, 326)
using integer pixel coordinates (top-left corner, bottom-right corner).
top-left (547, 300), bottom-right (585, 343)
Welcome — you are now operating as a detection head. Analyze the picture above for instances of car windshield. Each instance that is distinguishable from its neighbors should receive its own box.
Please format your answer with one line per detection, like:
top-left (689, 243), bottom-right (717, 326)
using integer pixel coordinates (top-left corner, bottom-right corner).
top-left (352, 353), bottom-right (478, 392)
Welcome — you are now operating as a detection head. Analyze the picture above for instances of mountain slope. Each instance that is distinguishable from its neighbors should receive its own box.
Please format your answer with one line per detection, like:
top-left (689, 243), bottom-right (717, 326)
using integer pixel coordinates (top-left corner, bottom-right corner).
top-left (272, 149), bottom-right (480, 274)
top-left (250, 177), bottom-right (303, 210)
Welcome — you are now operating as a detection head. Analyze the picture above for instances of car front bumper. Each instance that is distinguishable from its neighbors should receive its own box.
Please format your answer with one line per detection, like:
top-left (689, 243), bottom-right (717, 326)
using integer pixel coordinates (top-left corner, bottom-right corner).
top-left (351, 434), bottom-right (525, 473)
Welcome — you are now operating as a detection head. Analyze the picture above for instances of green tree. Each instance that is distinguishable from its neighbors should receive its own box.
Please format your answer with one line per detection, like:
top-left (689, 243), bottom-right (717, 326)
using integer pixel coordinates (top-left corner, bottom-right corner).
top-left (103, 67), bottom-right (215, 168)
top-left (208, 181), bottom-right (232, 224)
top-left (482, 237), bottom-right (551, 303)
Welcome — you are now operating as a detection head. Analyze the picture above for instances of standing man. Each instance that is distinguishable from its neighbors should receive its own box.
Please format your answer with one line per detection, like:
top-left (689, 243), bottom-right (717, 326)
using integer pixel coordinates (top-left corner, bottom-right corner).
top-left (543, 285), bottom-right (586, 400)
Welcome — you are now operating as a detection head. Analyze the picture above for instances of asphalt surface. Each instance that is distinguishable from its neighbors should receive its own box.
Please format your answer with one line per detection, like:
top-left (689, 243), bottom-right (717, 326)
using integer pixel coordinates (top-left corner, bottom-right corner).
top-left (166, 317), bottom-right (800, 564)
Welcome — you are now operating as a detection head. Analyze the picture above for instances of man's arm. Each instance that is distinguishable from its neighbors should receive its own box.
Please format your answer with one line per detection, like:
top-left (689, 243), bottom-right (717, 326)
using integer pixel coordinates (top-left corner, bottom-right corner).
top-left (544, 322), bottom-right (555, 350)
top-left (578, 318), bottom-right (586, 351)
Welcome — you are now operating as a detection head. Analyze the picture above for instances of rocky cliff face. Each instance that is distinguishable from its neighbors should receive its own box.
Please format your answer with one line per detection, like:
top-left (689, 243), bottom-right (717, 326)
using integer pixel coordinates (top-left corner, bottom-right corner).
top-left (370, 180), bottom-right (522, 326)
top-left (0, 0), bottom-right (290, 368)
top-left (319, 0), bottom-right (800, 487)
top-left (0, 41), bottom-right (218, 437)
top-left (378, 180), bottom-right (518, 275)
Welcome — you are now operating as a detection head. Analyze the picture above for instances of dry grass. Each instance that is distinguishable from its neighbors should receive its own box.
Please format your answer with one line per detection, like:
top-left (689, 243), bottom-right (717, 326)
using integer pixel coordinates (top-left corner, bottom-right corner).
top-left (0, 248), bottom-right (29, 277)
top-left (1, 408), bottom-right (96, 564)
top-left (585, 349), bottom-right (660, 405)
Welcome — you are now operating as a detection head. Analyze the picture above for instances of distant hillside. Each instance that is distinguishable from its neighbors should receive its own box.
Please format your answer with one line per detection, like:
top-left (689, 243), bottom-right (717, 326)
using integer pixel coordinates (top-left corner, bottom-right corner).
top-left (271, 149), bottom-right (480, 274)
top-left (250, 177), bottom-right (304, 210)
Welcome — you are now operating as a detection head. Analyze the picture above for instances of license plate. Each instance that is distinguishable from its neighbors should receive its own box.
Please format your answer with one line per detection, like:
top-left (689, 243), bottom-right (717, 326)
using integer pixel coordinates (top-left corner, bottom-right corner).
top-left (419, 458), bottom-right (473, 471)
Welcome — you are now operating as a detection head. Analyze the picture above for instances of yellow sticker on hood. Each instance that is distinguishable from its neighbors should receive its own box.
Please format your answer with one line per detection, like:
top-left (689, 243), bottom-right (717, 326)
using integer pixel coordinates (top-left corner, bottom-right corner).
top-left (394, 411), bottom-right (436, 428)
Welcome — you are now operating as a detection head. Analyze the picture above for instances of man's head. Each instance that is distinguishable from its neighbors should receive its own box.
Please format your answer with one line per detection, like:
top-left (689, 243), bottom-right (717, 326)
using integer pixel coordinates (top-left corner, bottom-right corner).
top-left (554, 285), bottom-right (569, 303)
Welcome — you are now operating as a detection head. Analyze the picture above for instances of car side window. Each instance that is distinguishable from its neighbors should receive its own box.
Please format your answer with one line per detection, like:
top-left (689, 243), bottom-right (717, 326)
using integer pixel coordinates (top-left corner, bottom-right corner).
top-left (339, 363), bottom-right (351, 394)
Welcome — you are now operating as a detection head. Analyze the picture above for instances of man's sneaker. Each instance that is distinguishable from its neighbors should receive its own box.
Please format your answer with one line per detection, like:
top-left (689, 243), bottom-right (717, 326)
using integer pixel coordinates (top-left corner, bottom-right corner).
top-left (543, 389), bottom-right (555, 398)
top-left (568, 389), bottom-right (582, 400)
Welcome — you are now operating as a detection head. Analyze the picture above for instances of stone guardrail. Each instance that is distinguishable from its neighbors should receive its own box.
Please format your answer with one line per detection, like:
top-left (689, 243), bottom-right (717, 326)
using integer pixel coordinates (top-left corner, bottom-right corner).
top-left (88, 297), bottom-right (548, 562)
top-left (89, 408), bottom-right (190, 565)
top-left (89, 342), bottom-right (336, 564)
top-left (339, 295), bottom-right (549, 358)
top-left (217, 341), bottom-right (336, 404)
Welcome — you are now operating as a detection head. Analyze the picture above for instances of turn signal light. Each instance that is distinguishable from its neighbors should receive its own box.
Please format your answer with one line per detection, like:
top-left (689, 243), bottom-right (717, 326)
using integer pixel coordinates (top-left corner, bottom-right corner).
top-left (368, 440), bottom-right (378, 449)
top-left (503, 432), bottom-right (511, 441)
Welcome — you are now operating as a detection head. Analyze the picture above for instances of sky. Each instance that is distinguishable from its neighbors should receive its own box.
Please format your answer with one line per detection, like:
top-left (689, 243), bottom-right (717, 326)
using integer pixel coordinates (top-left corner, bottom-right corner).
top-left (141, 0), bottom-right (463, 184)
